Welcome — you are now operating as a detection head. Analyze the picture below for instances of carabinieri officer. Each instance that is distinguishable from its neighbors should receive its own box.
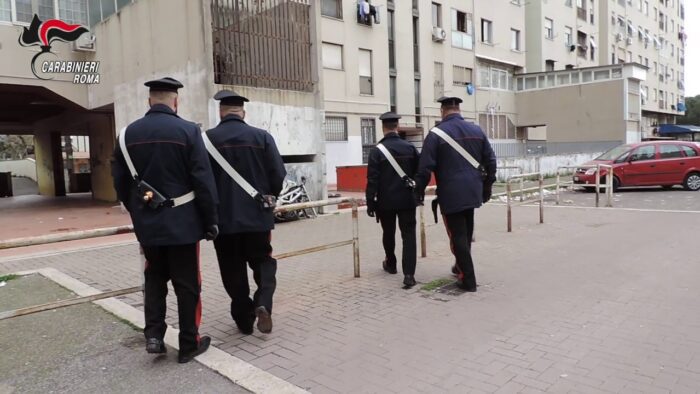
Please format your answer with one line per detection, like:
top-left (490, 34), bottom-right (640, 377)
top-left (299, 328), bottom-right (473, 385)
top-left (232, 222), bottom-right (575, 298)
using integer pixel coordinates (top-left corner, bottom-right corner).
top-left (112, 77), bottom-right (219, 363)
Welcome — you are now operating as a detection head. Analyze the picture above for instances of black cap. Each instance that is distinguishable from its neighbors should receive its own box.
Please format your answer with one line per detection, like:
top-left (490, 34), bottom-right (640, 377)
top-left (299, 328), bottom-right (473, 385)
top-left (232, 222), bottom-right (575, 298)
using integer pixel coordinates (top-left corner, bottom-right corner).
top-left (214, 90), bottom-right (249, 106)
top-left (437, 96), bottom-right (463, 106)
top-left (379, 112), bottom-right (401, 121)
top-left (144, 77), bottom-right (183, 93)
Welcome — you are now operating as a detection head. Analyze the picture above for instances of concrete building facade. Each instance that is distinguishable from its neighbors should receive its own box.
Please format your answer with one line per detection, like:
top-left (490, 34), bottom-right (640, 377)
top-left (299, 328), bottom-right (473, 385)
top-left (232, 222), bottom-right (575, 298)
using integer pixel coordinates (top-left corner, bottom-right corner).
top-left (0, 0), bottom-right (326, 201)
top-left (321, 0), bottom-right (685, 184)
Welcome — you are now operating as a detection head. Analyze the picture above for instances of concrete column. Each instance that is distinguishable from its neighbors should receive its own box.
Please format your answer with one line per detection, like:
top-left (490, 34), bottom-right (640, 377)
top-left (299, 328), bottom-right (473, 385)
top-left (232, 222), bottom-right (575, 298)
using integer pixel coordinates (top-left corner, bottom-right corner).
top-left (33, 132), bottom-right (66, 197)
top-left (89, 114), bottom-right (117, 202)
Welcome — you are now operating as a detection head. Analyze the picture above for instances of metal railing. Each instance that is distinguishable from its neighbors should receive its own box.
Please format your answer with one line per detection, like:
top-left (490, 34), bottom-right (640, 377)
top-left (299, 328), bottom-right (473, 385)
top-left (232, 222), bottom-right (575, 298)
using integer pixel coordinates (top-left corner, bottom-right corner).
top-left (506, 173), bottom-right (544, 233)
top-left (490, 140), bottom-right (621, 158)
top-left (556, 164), bottom-right (614, 208)
top-left (0, 198), bottom-right (362, 321)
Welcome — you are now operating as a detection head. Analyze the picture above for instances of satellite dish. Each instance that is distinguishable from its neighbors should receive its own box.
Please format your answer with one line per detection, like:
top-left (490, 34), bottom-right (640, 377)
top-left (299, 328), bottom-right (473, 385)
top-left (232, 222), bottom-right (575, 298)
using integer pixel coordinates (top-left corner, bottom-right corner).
top-left (466, 83), bottom-right (475, 95)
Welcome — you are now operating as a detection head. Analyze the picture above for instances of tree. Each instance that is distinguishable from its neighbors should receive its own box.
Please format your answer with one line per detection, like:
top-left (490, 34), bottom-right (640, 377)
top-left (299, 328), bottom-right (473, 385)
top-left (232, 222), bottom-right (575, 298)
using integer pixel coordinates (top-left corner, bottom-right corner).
top-left (678, 95), bottom-right (700, 125)
top-left (0, 135), bottom-right (32, 160)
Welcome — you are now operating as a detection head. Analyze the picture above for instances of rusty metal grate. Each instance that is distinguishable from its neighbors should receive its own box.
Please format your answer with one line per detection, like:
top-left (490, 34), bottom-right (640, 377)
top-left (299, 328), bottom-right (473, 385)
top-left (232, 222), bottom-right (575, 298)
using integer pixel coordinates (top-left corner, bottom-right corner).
top-left (211, 0), bottom-right (314, 92)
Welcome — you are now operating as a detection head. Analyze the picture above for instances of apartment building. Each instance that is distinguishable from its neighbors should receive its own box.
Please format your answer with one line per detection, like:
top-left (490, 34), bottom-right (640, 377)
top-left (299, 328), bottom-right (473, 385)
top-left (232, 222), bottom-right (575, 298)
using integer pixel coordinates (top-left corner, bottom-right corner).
top-left (321, 0), bottom-right (684, 184)
top-left (321, 0), bottom-right (527, 183)
top-left (0, 0), bottom-right (326, 201)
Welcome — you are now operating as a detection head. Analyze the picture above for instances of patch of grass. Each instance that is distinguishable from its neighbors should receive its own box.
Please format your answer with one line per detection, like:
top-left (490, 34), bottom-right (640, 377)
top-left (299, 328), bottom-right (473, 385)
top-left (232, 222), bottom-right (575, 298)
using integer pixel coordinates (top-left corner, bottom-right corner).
top-left (421, 278), bottom-right (454, 291)
top-left (0, 274), bottom-right (18, 282)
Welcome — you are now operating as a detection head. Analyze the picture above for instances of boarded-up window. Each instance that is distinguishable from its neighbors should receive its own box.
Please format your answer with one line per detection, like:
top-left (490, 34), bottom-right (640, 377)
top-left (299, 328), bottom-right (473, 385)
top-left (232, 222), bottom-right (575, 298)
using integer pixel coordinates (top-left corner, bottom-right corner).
top-left (212, 0), bottom-right (313, 92)
top-left (434, 62), bottom-right (444, 100)
top-left (359, 49), bottom-right (373, 95)
top-left (322, 42), bottom-right (343, 70)
top-left (361, 118), bottom-right (376, 164)
top-left (321, 0), bottom-right (342, 19)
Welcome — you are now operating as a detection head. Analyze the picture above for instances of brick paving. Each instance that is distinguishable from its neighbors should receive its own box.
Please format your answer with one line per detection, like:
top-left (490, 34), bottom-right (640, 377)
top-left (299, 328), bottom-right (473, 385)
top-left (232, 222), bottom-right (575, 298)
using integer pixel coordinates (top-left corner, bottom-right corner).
top-left (2, 203), bottom-right (700, 393)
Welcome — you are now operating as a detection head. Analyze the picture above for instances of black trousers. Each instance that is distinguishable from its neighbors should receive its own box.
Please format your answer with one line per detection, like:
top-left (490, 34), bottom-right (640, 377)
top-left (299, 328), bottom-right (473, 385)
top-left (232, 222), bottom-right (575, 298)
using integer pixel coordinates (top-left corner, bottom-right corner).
top-left (443, 209), bottom-right (477, 288)
top-left (142, 243), bottom-right (202, 354)
top-left (378, 208), bottom-right (417, 275)
top-left (213, 232), bottom-right (277, 328)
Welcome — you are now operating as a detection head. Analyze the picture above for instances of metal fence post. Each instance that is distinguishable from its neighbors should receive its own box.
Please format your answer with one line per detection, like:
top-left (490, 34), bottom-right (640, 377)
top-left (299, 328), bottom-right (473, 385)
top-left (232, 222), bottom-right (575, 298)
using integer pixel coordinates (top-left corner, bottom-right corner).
top-left (351, 199), bottom-right (361, 278)
top-left (519, 178), bottom-right (525, 202)
top-left (419, 204), bottom-right (427, 258)
top-left (607, 167), bottom-right (614, 208)
top-left (506, 181), bottom-right (513, 233)
top-left (539, 175), bottom-right (544, 224)
top-left (595, 164), bottom-right (601, 208)
top-left (556, 168), bottom-right (561, 205)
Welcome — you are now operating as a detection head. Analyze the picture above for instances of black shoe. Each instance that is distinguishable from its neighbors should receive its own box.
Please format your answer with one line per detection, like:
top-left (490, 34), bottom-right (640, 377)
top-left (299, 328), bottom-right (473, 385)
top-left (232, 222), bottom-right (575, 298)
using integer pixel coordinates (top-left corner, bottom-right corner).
top-left (456, 281), bottom-right (477, 292)
top-left (178, 336), bottom-right (211, 364)
top-left (403, 275), bottom-right (416, 288)
top-left (146, 338), bottom-right (166, 354)
top-left (451, 264), bottom-right (460, 276)
top-left (255, 306), bottom-right (273, 334)
top-left (382, 259), bottom-right (398, 274)
top-left (237, 322), bottom-right (254, 335)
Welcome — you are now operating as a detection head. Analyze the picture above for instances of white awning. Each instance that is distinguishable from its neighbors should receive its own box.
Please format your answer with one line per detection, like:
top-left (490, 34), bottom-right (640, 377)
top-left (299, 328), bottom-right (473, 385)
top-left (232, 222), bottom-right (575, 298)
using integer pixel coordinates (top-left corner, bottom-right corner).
top-left (644, 31), bottom-right (652, 41)
top-left (654, 36), bottom-right (662, 47)
top-left (589, 37), bottom-right (597, 49)
top-left (627, 21), bottom-right (636, 34)
top-left (475, 54), bottom-right (520, 68)
top-left (640, 89), bottom-right (647, 98)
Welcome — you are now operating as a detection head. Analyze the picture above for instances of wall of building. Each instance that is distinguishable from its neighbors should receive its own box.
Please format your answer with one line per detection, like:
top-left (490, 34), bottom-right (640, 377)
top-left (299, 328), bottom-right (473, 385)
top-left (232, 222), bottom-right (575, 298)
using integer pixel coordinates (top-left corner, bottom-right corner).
top-left (516, 79), bottom-right (626, 143)
top-left (0, 158), bottom-right (36, 181)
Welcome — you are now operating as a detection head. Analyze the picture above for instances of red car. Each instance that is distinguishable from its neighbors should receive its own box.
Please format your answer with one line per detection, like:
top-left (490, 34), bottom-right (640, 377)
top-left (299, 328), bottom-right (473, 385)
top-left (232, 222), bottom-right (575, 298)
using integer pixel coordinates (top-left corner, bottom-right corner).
top-left (573, 141), bottom-right (700, 191)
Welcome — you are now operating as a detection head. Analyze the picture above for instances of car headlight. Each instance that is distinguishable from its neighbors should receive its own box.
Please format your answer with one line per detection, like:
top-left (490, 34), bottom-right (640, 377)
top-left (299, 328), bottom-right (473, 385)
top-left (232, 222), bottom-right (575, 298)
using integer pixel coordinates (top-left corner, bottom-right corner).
top-left (585, 168), bottom-right (596, 175)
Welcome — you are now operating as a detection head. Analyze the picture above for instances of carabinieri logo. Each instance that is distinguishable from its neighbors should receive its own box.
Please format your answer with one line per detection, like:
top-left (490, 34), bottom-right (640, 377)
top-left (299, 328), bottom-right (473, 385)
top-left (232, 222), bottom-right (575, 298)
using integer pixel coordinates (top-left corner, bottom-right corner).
top-left (18, 14), bottom-right (100, 83)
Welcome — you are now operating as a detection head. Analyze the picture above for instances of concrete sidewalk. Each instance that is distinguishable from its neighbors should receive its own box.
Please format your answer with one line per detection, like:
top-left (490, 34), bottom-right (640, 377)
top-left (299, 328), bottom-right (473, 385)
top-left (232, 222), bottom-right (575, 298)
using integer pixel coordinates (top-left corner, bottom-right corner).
top-left (2, 203), bottom-right (700, 393)
top-left (0, 274), bottom-right (247, 394)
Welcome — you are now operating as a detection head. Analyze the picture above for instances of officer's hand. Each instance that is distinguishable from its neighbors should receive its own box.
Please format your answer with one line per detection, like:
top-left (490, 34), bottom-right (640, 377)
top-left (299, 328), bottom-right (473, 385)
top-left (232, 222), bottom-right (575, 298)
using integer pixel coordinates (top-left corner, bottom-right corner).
top-left (367, 207), bottom-right (375, 218)
top-left (414, 189), bottom-right (425, 206)
top-left (204, 224), bottom-right (219, 241)
top-left (482, 186), bottom-right (493, 203)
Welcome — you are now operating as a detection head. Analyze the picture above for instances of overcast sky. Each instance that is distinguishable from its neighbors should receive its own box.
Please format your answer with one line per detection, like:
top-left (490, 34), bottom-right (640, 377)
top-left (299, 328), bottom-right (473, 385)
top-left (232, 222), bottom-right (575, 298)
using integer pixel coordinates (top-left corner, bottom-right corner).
top-left (685, 1), bottom-right (699, 97)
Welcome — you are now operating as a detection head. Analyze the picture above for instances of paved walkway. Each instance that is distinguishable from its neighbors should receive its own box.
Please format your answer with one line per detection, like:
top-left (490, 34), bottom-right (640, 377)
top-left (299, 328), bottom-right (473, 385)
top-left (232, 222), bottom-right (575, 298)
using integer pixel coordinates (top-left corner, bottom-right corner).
top-left (2, 203), bottom-right (700, 393)
top-left (0, 274), bottom-right (246, 393)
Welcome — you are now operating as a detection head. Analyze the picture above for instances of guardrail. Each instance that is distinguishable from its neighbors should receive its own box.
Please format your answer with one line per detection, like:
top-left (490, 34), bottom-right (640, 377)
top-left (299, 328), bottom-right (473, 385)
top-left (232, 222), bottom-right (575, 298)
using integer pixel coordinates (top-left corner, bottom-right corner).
top-left (506, 172), bottom-right (544, 233)
top-left (556, 164), bottom-right (614, 208)
top-left (0, 197), bottom-right (363, 321)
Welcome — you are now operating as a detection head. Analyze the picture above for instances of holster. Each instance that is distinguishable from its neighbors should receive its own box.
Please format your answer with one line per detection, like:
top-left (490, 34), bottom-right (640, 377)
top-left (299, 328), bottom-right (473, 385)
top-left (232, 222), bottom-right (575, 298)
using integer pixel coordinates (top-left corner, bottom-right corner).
top-left (137, 179), bottom-right (169, 210)
top-left (256, 193), bottom-right (277, 212)
top-left (431, 199), bottom-right (439, 224)
top-left (402, 175), bottom-right (416, 190)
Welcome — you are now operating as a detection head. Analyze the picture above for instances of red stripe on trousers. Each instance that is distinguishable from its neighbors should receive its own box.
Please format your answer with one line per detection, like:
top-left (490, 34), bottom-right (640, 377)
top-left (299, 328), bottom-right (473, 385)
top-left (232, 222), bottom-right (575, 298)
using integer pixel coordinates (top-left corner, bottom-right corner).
top-left (195, 241), bottom-right (202, 344)
top-left (442, 214), bottom-right (464, 281)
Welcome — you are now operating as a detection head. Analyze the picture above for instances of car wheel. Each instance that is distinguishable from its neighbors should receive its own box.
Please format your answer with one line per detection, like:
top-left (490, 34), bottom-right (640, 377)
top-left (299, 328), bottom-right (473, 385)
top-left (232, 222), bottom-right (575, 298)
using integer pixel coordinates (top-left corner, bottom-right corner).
top-left (683, 172), bottom-right (700, 191)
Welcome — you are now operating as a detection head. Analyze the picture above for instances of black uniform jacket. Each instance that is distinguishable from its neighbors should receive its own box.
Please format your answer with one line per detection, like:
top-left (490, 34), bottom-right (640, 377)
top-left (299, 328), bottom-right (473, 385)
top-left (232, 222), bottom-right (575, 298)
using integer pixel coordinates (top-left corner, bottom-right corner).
top-left (205, 114), bottom-right (286, 234)
top-left (415, 113), bottom-right (497, 214)
top-left (366, 132), bottom-right (420, 211)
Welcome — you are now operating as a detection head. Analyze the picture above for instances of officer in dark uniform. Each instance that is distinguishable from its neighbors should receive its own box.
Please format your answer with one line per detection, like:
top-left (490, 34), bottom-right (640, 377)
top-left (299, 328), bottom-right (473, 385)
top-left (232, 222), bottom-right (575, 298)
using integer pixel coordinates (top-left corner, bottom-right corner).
top-left (415, 97), bottom-right (497, 292)
top-left (366, 112), bottom-right (420, 288)
top-left (205, 90), bottom-right (286, 335)
top-left (112, 77), bottom-right (219, 363)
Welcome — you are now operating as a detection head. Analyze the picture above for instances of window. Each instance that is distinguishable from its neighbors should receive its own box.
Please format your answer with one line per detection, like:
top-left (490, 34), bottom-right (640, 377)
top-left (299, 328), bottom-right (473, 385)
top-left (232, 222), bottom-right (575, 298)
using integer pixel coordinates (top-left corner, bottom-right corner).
top-left (481, 18), bottom-right (493, 43)
top-left (414, 79), bottom-right (421, 123)
top-left (357, 0), bottom-right (371, 25)
top-left (565, 26), bottom-right (573, 46)
top-left (631, 145), bottom-right (656, 161)
top-left (478, 113), bottom-right (516, 140)
top-left (359, 49), bottom-right (373, 95)
top-left (59, 0), bottom-right (88, 24)
top-left (412, 16), bottom-right (419, 72)
top-left (360, 118), bottom-right (376, 164)
top-left (321, 0), bottom-right (342, 19)
top-left (565, 0), bottom-right (573, 6)
top-left (659, 145), bottom-right (682, 159)
top-left (453, 66), bottom-right (472, 86)
top-left (653, 61), bottom-right (657, 74)
top-left (451, 9), bottom-right (474, 50)
top-left (322, 43), bottom-right (343, 70)
top-left (388, 10), bottom-right (395, 70)
top-left (479, 63), bottom-right (512, 90)
top-left (681, 146), bottom-right (698, 157)
top-left (511, 28), bottom-right (521, 51)
top-left (431, 2), bottom-right (441, 27)
top-left (389, 77), bottom-right (397, 113)
top-left (434, 62), bottom-right (444, 100)
top-left (643, 0), bottom-right (649, 14)
top-left (544, 18), bottom-right (554, 39)
top-left (545, 60), bottom-right (555, 71)
top-left (89, 0), bottom-right (132, 25)
top-left (15, 0), bottom-right (55, 23)
top-left (324, 117), bottom-right (348, 142)
top-left (0, 0), bottom-right (11, 22)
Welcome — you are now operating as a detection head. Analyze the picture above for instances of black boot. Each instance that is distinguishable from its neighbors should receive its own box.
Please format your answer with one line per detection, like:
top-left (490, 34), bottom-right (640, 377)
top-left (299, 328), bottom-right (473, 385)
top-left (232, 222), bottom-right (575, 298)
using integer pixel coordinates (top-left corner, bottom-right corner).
top-left (403, 275), bottom-right (416, 288)
top-left (146, 338), bottom-right (166, 354)
top-left (255, 306), bottom-right (273, 334)
top-left (382, 258), bottom-right (397, 274)
top-left (178, 336), bottom-right (211, 364)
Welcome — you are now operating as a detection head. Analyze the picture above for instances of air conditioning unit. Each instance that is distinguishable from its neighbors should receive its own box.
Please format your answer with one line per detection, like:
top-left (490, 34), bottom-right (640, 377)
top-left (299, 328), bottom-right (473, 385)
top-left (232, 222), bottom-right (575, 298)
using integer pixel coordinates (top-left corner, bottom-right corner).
top-left (568, 44), bottom-right (576, 52)
top-left (615, 33), bottom-right (623, 42)
top-left (432, 26), bottom-right (447, 42)
top-left (72, 33), bottom-right (96, 52)
top-left (626, 37), bottom-right (633, 45)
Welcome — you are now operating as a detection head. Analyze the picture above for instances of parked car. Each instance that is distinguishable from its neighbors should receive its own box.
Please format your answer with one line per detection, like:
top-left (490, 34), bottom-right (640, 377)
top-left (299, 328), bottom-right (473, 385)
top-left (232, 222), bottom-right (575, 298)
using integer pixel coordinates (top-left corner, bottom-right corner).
top-left (573, 141), bottom-right (700, 191)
